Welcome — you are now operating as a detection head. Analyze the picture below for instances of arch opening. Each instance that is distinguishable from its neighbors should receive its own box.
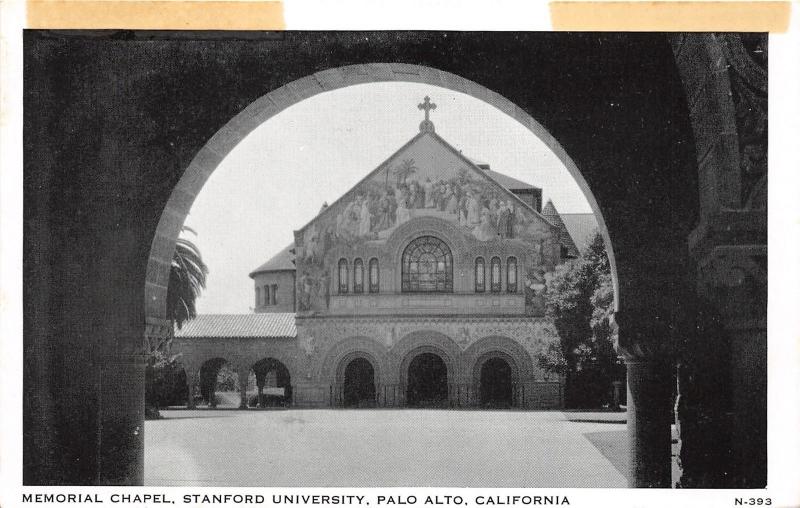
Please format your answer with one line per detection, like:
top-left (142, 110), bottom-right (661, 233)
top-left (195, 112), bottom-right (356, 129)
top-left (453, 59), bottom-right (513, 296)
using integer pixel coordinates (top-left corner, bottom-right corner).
top-left (406, 352), bottom-right (449, 408)
top-left (251, 357), bottom-right (292, 408)
top-left (479, 357), bottom-right (513, 409)
top-left (199, 358), bottom-right (238, 408)
top-left (343, 357), bottom-right (377, 408)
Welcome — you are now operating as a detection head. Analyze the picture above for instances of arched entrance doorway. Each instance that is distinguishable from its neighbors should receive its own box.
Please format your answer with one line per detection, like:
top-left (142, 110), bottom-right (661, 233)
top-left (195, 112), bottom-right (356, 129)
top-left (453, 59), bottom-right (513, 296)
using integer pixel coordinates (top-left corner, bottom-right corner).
top-left (343, 357), bottom-right (376, 408)
top-left (479, 357), bottom-right (513, 408)
top-left (252, 358), bottom-right (292, 407)
top-left (406, 353), bottom-right (448, 408)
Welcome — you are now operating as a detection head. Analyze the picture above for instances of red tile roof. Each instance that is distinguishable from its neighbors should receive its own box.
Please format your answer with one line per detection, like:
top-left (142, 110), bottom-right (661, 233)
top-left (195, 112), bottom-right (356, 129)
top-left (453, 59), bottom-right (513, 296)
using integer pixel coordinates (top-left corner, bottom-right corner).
top-left (174, 313), bottom-right (296, 338)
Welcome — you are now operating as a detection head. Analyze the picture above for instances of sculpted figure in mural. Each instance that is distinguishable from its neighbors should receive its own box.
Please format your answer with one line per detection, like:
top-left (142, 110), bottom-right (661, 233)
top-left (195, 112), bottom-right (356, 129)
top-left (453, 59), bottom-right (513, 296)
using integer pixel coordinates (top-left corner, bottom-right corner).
top-left (498, 201), bottom-right (515, 239)
top-left (358, 195), bottom-right (372, 237)
top-left (396, 186), bottom-right (411, 225)
top-left (473, 207), bottom-right (499, 241)
top-left (423, 177), bottom-right (435, 208)
top-left (443, 184), bottom-right (457, 214)
top-left (466, 190), bottom-right (482, 227)
top-left (375, 189), bottom-right (395, 231)
top-left (298, 271), bottom-right (313, 311)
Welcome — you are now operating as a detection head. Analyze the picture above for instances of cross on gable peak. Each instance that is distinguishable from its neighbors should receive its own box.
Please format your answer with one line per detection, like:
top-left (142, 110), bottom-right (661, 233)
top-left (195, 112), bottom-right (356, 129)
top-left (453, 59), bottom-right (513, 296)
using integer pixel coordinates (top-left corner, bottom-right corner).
top-left (418, 96), bottom-right (437, 133)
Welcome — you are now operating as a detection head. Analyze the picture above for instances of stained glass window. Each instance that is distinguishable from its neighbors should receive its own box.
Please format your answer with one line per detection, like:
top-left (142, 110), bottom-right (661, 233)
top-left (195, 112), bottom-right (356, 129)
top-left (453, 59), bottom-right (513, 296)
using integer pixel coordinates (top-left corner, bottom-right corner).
top-left (338, 258), bottom-right (349, 294)
top-left (369, 258), bottom-right (379, 293)
top-left (475, 257), bottom-right (485, 293)
top-left (507, 257), bottom-right (517, 293)
top-left (401, 236), bottom-right (453, 292)
top-left (490, 257), bottom-right (502, 293)
top-left (353, 258), bottom-right (364, 294)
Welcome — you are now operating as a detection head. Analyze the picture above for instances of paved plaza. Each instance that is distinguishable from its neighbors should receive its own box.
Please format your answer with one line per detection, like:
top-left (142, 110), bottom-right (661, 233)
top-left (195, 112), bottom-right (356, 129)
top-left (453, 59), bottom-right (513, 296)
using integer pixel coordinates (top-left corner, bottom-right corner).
top-left (144, 407), bottom-right (629, 487)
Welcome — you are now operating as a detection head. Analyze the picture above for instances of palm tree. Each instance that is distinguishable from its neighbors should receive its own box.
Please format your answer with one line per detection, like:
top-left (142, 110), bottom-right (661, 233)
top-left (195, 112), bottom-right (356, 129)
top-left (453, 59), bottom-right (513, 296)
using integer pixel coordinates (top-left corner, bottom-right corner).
top-left (166, 227), bottom-right (209, 329)
top-left (393, 158), bottom-right (418, 187)
top-left (146, 227), bottom-right (208, 418)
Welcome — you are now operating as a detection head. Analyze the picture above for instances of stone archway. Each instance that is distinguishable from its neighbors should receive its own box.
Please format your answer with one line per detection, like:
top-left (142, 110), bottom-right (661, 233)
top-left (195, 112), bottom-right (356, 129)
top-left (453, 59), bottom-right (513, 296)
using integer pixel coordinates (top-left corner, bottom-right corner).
top-left (251, 357), bottom-right (292, 408)
top-left (342, 357), bottom-right (377, 408)
top-left (405, 351), bottom-right (449, 408)
top-left (470, 350), bottom-right (521, 408)
top-left (137, 59), bottom-right (693, 486)
top-left (25, 33), bottom-right (731, 488)
top-left (198, 357), bottom-right (235, 408)
top-left (478, 357), bottom-right (514, 408)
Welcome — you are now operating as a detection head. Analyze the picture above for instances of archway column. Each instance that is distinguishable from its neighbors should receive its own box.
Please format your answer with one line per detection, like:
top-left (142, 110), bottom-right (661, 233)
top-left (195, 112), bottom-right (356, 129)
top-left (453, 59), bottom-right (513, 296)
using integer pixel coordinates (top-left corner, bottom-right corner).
top-left (693, 241), bottom-right (767, 486)
top-left (236, 364), bottom-right (251, 409)
top-left (614, 310), bottom-right (675, 488)
top-left (183, 362), bottom-right (199, 409)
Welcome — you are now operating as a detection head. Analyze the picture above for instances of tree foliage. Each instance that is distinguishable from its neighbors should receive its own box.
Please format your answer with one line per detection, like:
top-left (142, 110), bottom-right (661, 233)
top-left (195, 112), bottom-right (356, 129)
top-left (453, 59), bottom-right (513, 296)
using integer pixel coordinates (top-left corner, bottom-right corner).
top-left (166, 229), bottom-right (209, 330)
top-left (542, 231), bottom-right (623, 408)
top-left (146, 227), bottom-right (208, 418)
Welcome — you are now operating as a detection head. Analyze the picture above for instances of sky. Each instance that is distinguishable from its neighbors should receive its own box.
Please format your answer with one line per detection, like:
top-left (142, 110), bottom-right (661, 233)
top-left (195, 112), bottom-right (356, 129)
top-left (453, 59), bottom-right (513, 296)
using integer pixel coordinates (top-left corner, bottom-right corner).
top-left (185, 82), bottom-right (594, 314)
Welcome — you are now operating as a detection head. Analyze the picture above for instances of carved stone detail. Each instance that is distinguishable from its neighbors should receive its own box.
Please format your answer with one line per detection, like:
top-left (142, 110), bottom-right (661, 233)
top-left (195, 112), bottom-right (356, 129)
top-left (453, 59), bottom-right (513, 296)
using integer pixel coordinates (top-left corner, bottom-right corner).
top-left (696, 245), bottom-right (767, 328)
top-left (720, 34), bottom-right (767, 210)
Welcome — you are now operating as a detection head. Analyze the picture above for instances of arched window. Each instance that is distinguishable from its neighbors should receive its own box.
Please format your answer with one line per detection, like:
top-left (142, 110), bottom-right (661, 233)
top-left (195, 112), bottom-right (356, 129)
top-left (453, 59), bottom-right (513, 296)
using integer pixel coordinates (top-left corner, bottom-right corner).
top-left (338, 259), bottom-right (349, 294)
top-left (369, 258), bottom-right (379, 293)
top-left (401, 236), bottom-right (453, 292)
top-left (475, 257), bottom-right (485, 293)
top-left (353, 258), bottom-right (364, 294)
top-left (264, 285), bottom-right (271, 305)
top-left (256, 287), bottom-right (261, 307)
top-left (490, 257), bottom-right (502, 293)
top-left (271, 284), bottom-right (278, 304)
top-left (507, 257), bottom-right (518, 293)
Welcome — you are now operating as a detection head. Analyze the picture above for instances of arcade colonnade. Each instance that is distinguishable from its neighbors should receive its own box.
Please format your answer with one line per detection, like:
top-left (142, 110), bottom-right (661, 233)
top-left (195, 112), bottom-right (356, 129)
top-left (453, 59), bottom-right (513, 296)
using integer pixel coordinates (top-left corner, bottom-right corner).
top-left (173, 331), bottom-right (562, 410)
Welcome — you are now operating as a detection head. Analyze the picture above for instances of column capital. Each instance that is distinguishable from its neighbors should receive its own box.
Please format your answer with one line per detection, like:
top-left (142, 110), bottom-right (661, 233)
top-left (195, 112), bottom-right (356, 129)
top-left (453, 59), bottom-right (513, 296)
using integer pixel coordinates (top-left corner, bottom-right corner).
top-left (612, 309), bottom-right (676, 364)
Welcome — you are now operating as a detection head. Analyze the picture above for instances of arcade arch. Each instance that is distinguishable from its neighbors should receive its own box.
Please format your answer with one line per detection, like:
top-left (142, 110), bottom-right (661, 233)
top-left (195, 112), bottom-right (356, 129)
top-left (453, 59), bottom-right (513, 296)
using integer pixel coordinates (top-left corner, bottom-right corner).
top-left (132, 48), bottom-right (725, 488)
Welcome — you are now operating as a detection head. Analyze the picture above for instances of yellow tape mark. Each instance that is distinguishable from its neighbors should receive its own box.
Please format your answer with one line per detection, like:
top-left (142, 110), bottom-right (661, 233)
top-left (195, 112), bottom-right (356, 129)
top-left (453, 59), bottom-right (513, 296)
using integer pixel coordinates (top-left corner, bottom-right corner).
top-left (27, 0), bottom-right (285, 30)
top-left (550, 1), bottom-right (790, 32)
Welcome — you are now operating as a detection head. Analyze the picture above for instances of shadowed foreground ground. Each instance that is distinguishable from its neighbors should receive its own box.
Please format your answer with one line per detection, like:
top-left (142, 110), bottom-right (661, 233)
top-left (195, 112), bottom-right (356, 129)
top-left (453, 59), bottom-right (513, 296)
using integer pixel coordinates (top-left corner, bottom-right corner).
top-left (145, 408), bottom-right (630, 487)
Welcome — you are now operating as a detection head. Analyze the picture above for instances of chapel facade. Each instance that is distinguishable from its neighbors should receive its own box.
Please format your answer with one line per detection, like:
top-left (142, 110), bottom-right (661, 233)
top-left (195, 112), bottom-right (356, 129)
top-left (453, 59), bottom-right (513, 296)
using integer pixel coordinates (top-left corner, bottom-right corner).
top-left (235, 97), bottom-right (582, 409)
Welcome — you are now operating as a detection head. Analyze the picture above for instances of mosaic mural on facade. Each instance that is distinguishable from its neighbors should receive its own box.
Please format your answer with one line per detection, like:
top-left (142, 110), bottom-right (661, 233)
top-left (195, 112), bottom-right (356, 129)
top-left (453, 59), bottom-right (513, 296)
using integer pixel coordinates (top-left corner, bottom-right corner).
top-left (294, 125), bottom-right (558, 315)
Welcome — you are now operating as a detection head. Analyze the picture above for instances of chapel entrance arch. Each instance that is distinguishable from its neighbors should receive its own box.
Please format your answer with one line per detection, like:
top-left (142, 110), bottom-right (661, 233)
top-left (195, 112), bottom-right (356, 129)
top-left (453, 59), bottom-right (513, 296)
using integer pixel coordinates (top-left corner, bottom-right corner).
top-left (479, 357), bottom-right (513, 409)
top-left (406, 352), bottom-right (449, 408)
top-left (343, 357), bottom-right (377, 408)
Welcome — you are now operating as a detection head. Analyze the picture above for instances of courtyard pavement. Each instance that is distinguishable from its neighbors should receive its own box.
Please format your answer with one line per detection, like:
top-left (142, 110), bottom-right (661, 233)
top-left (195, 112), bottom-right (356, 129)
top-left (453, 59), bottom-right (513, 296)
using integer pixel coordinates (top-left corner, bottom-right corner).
top-left (144, 407), bottom-right (629, 487)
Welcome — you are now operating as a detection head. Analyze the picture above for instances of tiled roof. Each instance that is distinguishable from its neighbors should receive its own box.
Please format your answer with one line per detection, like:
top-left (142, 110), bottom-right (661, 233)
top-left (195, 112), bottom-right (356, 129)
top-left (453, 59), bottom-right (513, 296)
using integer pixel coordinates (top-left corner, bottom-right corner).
top-left (249, 244), bottom-right (295, 277)
top-left (483, 170), bottom-right (540, 192)
top-left (560, 214), bottom-right (600, 255)
top-left (466, 156), bottom-right (540, 191)
top-left (542, 200), bottom-right (580, 258)
top-left (174, 313), bottom-right (297, 338)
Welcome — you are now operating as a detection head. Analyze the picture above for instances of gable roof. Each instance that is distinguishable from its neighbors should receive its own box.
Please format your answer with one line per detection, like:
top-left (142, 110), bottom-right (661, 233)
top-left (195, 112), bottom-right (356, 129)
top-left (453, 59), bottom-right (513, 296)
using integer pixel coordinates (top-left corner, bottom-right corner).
top-left (249, 243), bottom-right (295, 277)
top-left (295, 128), bottom-right (556, 236)
top-left (560, 213), bottom-right (600, 255)
top-left (174, 313), bottom-right (296, 339)
top-left (482, 169), bottom-right (540, 192)
top-left (542, 199), bottom-right (580, 258)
